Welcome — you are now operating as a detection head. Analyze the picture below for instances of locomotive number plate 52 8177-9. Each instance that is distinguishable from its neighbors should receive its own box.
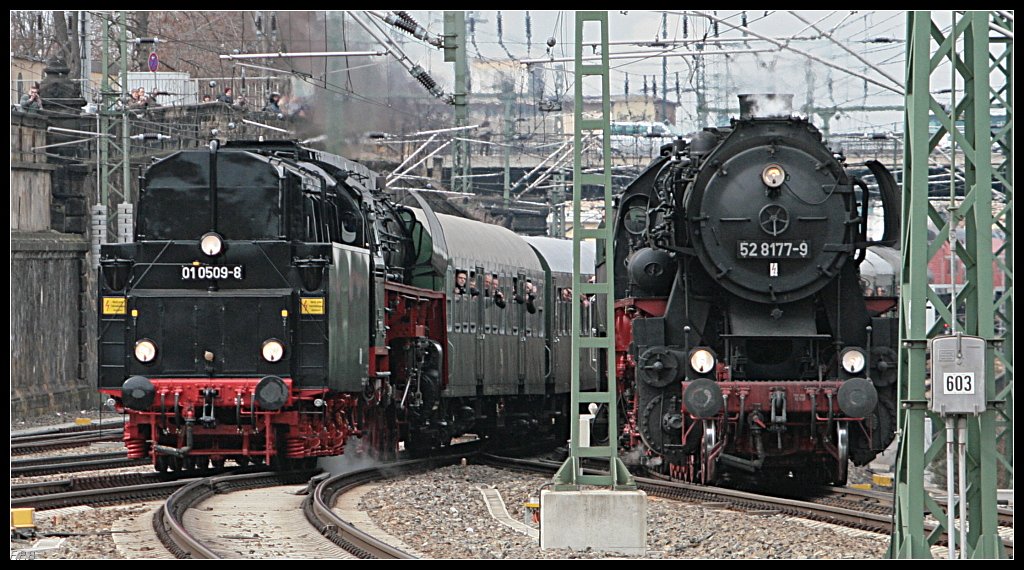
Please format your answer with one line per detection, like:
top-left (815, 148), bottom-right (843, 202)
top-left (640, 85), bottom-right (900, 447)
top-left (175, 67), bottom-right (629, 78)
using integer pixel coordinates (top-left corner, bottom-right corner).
top-left (737, 240), bottom-right (810, 259)
top-left (180, 265), bottom-right (245, 280)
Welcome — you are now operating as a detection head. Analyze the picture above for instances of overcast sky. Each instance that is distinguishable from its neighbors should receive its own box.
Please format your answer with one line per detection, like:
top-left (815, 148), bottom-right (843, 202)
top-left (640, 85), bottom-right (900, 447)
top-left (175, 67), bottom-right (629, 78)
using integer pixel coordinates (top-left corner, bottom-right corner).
top-left (380, 10), bottom-right (992, 135)
top-left (392, 11), bottom-right (905, 133)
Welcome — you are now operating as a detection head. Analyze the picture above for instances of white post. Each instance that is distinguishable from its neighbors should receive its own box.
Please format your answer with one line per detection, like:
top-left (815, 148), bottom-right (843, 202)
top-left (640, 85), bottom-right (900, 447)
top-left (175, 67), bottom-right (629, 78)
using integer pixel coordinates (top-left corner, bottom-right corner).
top-left (946, 416), bottom-right (957, 559)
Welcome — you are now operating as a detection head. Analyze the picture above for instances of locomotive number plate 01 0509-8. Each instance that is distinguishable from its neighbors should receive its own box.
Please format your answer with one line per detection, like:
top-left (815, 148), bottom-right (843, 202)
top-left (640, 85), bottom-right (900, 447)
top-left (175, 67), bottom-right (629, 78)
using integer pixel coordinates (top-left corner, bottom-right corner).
top-left (180, 265), bottom-right (245, 280)
top-left (737, 240), bottom-right (810, 259)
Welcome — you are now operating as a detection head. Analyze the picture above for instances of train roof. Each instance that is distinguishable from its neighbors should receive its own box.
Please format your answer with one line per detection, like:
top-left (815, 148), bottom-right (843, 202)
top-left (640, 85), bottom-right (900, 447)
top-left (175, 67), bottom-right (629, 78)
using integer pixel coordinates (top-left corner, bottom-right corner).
top-left (523, 236), bottom-right (595, 275)
top-left (412, 209), bottom-right (544, 274)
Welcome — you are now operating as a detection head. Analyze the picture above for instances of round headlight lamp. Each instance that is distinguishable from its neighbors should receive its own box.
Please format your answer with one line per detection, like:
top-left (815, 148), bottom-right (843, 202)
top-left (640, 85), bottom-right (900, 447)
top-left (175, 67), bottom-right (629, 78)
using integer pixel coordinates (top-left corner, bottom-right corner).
top-left (200, 232), bottom-right (224, 256)
top-left (134, 339), bottom-right (158, 363)
top-left (841, 348), bottom-right (867, 374)
top-left (762, 164), bottom-right (786, 188)
top-left (689, 348), bottom-right (716, 375)
top-left (261, 339), bottom-right (285, 362)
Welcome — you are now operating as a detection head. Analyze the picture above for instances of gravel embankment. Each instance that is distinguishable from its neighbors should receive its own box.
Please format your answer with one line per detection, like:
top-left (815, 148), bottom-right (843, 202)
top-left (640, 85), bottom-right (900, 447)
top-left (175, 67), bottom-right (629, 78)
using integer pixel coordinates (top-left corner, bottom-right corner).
top-left (358, 464), bottom-right (890, 559)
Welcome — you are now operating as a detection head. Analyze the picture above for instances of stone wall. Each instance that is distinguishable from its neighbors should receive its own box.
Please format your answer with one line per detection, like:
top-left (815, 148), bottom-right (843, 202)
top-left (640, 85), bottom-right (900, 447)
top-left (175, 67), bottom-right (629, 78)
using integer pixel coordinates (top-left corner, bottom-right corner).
top-left (11, 109), bottom-right (99, 419)
top-left (10, 233), bottom-right (97, 417)
top-left (11, 113), bottom-right (54, 231)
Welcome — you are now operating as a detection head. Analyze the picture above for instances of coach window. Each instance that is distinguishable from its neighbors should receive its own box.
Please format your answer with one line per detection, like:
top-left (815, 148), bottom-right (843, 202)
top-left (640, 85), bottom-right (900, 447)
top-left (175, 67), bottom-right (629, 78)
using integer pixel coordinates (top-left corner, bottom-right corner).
top-left (486, 271), bottom-right (495, 334)
top-left (557, 288), bottom-right (569, 335)
top-left (489, 270), bottom-right (497, 333)
top-left (582, 292), bottom-right (595, 337)
top-left (533, 277), bottom-right (543, 339)
top-left (494, 273), bottom-right (503, 334)
top-left (514, 276), bottom-right (529, 337)
top-left (524, 280), bottom-right (532, 336)
top-left (555, 288), bottom-right (563, 335)
top-left (581, 289), bottom-right (593, 337)
top-left (503, 272), bottom-right (511, 334)
top-left (446, 267), bottom-right (454, 332)
top-left (519, 274), bottom-right (527, 334)
top-left (529, 278), bottom-right (539, 338)
top-left (466, 270), bottom-right (477, 330)
top-left (550, 288), bottom-right (558, 336)
top-left (524, 280), bottom-right (534, 337)
top-left (468, 270), bottom-right (479, 299)
top-left (482, 270), bottom-right (493, 334)
top-left (463, 270), bottom-right (473, 330)
top-left (501, 270), bottom-right (509, 333)
top-left (452, 268), bottom-right (464, 333)
top-left (561, 286), bottom-right (569, 335)
top-left (509, 276), bottom-right (520, 335)
top-left (465, 269), bottom-right (476, 334)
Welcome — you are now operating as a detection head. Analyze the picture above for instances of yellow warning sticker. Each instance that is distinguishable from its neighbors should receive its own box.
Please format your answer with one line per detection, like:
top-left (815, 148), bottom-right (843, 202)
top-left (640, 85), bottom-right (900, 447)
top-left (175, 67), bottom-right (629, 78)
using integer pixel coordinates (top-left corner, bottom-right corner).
top-left (300, 297), bottom-right (325, 315)
top-left (103, 297), bottom-right (127, 315)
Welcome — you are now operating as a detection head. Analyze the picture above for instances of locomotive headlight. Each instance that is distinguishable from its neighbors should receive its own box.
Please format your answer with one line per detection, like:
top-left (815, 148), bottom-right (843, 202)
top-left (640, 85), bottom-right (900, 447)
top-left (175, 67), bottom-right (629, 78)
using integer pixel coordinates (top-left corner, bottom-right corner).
top-left (200, 232), bottom-right (224, 256)
top-left (762, 164), bottom-right (786, 188)
top-left (689, 348), bottom-right (717, 375)
top-left (261, 339), bottom-right (285, 362)
top-left (134, 339), bottom-right (158, 363)
top-left (841, 347), bottom-right (867, 374)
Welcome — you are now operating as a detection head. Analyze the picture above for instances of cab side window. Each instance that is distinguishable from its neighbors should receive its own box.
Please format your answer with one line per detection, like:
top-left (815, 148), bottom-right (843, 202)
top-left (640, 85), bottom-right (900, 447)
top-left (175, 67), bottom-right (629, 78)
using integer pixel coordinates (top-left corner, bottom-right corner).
top-left (304, 196), bottom-right (323, 242)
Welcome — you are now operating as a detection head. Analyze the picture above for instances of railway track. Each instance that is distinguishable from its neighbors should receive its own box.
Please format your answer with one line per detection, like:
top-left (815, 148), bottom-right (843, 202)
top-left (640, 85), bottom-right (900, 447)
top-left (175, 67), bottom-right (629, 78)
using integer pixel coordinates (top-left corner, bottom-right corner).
top-left (10, 468), bottom-right (235, 509)
top-left (158, 441), bottom-right (498, 559)
top-left (11, 428), bottom-right (124, 455)
top-left (303, 458), bottom-right (465, 559)
top-left (11, 451), bottom-right (147, 477)
top-left (11, 418), bottom-right (125, 438)
top-left (156, 470), bottom-right (319, 559)
top-left (154, 462), bottom-right (443, 559)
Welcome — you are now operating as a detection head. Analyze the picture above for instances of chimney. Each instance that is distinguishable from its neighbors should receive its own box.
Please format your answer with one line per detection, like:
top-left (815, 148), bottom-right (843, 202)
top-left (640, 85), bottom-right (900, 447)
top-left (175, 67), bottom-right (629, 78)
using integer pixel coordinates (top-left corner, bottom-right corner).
top-left (738, 94), bottom-right (794, 119)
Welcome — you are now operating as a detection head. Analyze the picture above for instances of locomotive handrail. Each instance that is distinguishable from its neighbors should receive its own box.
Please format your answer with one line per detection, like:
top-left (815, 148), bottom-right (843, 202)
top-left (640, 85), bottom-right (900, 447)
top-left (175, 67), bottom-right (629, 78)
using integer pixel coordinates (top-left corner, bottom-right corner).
top-left (544, 344), bottom-right (553, 380)
top-left (128, 240), bottom-right (174, 288)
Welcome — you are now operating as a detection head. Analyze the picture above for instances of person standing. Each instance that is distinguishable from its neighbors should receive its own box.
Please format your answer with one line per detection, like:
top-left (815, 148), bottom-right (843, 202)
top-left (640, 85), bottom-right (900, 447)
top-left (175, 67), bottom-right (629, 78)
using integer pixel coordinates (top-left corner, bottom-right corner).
top-left (20, 83), bottom-right (43, 111)
top-left (263, 92), bottom-right (282, 114)
top-left (217, 87), bottom-right (234, 104)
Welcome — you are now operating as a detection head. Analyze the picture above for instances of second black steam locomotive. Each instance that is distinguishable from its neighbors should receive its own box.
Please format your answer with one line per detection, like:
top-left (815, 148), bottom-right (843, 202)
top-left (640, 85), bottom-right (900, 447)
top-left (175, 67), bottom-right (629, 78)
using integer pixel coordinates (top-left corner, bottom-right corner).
top-left (612, 100), bottom-right (901, 484)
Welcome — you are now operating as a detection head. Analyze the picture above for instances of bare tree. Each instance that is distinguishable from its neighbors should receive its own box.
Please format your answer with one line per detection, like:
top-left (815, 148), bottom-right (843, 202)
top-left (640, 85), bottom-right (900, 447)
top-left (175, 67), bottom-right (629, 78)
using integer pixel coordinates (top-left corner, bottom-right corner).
top-left (11, 11), bottom-right (57, 61)
top-left (52, 11), bottom-right (82, 79)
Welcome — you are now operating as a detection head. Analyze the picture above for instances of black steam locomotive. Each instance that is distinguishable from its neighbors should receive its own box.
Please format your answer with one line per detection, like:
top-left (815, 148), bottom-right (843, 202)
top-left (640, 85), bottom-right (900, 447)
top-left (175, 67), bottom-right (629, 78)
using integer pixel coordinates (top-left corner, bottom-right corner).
top-left (98, 140), bottom-right (594, 470)
top-left (612, 104), bottom-right (901, 484)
